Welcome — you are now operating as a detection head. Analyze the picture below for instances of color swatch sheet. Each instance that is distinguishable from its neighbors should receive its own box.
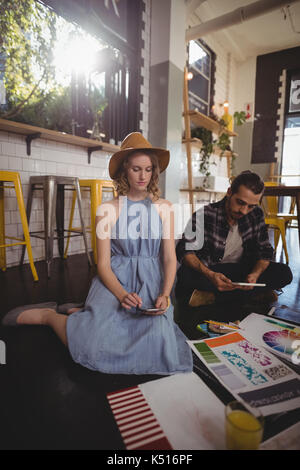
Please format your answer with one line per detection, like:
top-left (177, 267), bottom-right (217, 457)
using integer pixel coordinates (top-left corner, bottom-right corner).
top-left (240, 313), bottom-right (300, 365)
top-left (107, 372), bottom-right (226, 450)
top-left (188, 332), bottom-right (300, 416)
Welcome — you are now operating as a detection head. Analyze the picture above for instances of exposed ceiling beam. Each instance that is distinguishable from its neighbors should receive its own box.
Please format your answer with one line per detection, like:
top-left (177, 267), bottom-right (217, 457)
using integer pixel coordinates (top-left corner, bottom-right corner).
top-left (189, 4), bottom-right (247, 62)
top-left (186, 0), bottom-right (300, 42)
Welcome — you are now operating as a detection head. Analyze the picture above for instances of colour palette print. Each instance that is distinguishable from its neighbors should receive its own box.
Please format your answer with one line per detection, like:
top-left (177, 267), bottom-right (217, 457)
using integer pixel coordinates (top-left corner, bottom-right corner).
top-left (240, 313), bottom-right (300, 365)
top-left (188, 331), bottom-right (300, 416)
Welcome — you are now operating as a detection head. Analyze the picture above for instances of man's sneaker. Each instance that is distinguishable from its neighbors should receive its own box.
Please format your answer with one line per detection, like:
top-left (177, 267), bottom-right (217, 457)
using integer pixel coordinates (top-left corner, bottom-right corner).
top-left (188, 289), bottom-right (215, 307)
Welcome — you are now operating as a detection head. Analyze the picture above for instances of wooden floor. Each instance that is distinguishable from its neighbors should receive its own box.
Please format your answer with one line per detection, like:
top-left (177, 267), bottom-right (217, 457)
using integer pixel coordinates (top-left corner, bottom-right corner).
top-left (0, 228), bottom-right (299, 449)
top-left (271, 228), bottom-right (300, 322)
top-left (1, 227), bottom-right (299, 323)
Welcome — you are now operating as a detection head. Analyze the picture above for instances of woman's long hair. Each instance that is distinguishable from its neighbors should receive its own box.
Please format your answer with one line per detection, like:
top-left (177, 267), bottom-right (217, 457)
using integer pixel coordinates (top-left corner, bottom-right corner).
top-left (113, 150), bottom-right (161, 200)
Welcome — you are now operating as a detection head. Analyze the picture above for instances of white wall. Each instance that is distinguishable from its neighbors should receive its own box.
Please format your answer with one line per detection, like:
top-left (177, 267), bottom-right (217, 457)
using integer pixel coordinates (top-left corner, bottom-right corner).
top-left (0, 130), bottom-right (113, 268)
top-left (233, 56), bottom-right (270, 180)
top-left (233, 56), bottom-right (256, 175)
top-left (205, 35), bottom-right (238, 116)
top-left (234, 57), bottom-right (256, 115)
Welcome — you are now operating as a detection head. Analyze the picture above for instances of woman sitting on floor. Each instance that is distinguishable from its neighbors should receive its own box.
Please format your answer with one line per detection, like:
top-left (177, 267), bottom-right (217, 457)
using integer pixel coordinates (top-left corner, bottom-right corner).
top-left (2, 132), bottom-right (193, 376)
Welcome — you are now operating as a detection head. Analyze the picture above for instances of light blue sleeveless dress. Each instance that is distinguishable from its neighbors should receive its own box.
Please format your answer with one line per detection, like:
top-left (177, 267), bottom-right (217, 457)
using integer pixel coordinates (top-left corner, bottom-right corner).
top-left (66, 196), bottom-right (193, 375)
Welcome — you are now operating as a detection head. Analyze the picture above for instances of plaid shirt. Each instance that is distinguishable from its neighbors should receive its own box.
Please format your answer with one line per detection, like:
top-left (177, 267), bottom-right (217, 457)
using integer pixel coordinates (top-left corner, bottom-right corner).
top-left (176, 197), bottom-right (273, 267)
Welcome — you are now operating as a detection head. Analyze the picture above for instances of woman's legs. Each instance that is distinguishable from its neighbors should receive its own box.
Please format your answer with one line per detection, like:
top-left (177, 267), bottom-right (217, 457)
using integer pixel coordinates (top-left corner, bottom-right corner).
top-left (17, 308), bottom-right (68, 346)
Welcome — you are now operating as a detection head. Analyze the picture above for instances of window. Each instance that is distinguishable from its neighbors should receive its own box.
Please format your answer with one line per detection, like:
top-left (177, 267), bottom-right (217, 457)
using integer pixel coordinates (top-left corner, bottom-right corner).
top-left (0, 0), bottom-right (142, 144)
top-left (187, 40), bottom-right (215, 116)
top-left (42, 0), bottom-right (142, 144)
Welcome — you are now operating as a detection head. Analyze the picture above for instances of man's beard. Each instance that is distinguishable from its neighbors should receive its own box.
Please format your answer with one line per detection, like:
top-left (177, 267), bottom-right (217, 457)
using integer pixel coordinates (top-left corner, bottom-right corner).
top-left (226, 196), bottom-right (243, 221)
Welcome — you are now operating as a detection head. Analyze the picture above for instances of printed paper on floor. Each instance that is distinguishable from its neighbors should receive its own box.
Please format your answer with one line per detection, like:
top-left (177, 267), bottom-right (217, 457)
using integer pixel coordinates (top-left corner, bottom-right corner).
top-left (188, 331), bottom-right (300, 416)
top-left (239, 313), bottom-right (300, 366)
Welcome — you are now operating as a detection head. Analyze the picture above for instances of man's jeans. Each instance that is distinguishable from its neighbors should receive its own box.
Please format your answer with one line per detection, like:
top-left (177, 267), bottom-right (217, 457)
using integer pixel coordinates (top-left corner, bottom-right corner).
top-left (175, 261), bottom-right (293, 304)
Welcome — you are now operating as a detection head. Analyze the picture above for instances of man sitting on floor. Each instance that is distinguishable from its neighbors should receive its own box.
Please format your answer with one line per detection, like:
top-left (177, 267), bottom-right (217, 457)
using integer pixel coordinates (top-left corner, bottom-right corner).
top-left (175, 171), bottom-right (293, 313)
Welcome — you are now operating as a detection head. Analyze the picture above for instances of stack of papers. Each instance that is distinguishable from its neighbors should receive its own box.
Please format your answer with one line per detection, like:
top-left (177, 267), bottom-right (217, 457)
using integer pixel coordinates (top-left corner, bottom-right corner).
top-left (188, 325), bottom-right (300, 416)
top-left (107, 313), bottom-right (300, 450)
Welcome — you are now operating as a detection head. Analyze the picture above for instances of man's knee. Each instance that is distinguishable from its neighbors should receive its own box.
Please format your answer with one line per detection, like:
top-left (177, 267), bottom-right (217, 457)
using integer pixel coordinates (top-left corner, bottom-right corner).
top-left (175, 265), bottom-right (208, 298)
top-left (279, 263), bottom-right (293, 286)
top-left (266, 262), bottom-right (293, 288)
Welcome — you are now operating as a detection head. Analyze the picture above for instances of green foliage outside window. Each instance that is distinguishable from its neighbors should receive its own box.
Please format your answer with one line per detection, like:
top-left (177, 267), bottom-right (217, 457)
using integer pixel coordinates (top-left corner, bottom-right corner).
top-left (0, 0), bottom-right (57, 120)
top-left (0, 0), bottom-right (107, 136)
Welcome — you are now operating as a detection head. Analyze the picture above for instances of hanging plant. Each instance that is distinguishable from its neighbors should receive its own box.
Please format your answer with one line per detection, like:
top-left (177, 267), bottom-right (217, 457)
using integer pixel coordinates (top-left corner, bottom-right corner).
top-left (230, 154), bottom-right (237, 177)
top-left (191, 126), bottom-right (216, 186)
top-left (216, 132), bottom-right (231, 155)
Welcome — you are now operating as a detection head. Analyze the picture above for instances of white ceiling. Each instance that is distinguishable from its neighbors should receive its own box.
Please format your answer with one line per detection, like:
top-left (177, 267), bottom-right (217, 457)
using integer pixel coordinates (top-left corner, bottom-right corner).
top-left (190, 0), bottom-right (300, 62)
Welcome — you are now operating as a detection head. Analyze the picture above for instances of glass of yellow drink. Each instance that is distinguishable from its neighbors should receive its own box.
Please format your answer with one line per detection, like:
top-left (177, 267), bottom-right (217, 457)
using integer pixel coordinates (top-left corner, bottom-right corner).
top-left (225, 401), bottom-right (264, 450)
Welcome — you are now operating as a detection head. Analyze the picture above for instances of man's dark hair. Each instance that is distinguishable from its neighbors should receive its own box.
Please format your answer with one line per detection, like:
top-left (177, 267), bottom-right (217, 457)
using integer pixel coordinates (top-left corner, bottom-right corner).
top-left (230, 170), bottom-right (264, 195)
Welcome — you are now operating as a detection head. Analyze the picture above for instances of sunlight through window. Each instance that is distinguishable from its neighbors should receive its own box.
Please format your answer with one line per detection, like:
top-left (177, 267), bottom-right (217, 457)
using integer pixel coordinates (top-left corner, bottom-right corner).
top-left (52, 18), bottom-right (106, 86)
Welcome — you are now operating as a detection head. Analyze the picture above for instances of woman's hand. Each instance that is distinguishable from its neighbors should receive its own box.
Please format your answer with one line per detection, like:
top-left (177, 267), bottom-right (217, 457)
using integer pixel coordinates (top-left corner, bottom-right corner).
top-left (120, 292), bottom-right (142, 310)
top-left (142, 295), bottom-right (169, 316)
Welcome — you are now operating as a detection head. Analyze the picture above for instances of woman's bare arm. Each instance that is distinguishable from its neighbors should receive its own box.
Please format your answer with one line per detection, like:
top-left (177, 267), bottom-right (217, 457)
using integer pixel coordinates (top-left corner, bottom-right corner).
top-left (153, 200), bottom-right (177, 313)
top-left (96, 202), bottom-right (142, 309)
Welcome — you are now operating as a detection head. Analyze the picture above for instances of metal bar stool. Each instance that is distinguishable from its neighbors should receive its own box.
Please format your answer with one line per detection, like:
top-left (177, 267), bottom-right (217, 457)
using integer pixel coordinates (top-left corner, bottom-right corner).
top-left (0, 171), bottom-right (38, 281)
top-left (20, 175), bottom-right (92, 277)
top-left (64, 179), bottom-right (117, 263)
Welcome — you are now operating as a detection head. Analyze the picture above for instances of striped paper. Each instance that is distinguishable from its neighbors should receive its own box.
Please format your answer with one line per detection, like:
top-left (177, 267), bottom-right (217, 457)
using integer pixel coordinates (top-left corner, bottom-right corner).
top-left (107, 385), bottom-right (172, 450)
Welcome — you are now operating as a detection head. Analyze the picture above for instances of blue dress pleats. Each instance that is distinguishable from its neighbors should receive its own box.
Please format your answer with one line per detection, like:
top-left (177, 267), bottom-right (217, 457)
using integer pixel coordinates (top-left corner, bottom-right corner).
top-left (66, 196), bottom-right (193, 375)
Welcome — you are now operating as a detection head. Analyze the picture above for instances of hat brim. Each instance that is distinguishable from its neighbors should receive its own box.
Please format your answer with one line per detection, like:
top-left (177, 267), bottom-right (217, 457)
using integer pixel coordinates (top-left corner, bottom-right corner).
top-left (109, 147), bottom-right (170, 179)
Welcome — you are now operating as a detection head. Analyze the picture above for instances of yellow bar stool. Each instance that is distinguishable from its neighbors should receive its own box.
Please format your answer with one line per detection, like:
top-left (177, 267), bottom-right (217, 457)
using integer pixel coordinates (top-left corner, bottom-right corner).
top-left (64, 179), bottom-right (117, 263)
top-left (262, 182), bottom-right (289, 264)
top-left (0, 171), bottom-right (38, 281)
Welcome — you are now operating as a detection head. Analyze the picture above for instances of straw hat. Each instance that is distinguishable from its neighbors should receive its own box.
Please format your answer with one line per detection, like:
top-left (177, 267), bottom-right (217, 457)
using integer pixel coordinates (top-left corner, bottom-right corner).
top-left (109, 132), bottom-right (170, 179)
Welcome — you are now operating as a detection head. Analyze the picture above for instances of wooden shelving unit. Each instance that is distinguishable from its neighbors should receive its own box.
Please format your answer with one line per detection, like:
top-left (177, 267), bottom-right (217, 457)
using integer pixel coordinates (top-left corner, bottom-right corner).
top-left (185, 110), bottom-right (238, 137)
top-left (0, 118), bottom-right (120, 163)
top-left (181, 137), bottom-right (203, 150)
top-left (181, 67), bottom-right (237, 212)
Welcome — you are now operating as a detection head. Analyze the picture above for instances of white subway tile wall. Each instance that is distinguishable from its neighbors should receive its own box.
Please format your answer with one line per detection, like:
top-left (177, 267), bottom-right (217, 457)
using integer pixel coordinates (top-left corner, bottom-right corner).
top-left (0, 130), bottom-right (114, 268)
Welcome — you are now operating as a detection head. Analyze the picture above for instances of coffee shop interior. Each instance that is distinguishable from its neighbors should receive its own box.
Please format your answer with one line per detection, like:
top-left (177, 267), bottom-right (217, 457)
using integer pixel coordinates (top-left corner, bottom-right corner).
top-left (0, 0), bottom-right (300, 451)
